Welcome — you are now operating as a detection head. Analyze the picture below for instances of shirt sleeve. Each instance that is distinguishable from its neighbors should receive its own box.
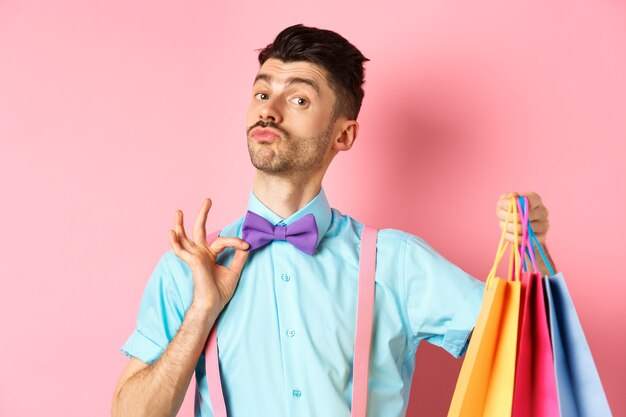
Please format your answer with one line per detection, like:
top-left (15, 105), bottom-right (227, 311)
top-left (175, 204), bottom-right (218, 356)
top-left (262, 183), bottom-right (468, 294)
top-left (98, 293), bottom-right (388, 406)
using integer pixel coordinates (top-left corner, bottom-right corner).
top-left (402, 234), bottom-right (485, 358)
top-left (120, 250), bottom-right (192, 364)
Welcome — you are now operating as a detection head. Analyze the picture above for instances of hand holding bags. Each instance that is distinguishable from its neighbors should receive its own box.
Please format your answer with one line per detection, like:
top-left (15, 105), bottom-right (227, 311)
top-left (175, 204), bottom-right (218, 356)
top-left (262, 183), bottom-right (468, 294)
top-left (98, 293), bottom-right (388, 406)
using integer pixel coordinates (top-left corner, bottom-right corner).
top-left (447, 197), bottom-right (521, 417)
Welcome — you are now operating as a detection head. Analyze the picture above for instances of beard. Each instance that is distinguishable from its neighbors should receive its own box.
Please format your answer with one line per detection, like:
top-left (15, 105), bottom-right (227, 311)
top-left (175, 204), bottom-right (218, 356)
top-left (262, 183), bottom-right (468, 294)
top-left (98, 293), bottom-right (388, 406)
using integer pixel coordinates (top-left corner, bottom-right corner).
top-left (247, 120), bottom-right (335, 174)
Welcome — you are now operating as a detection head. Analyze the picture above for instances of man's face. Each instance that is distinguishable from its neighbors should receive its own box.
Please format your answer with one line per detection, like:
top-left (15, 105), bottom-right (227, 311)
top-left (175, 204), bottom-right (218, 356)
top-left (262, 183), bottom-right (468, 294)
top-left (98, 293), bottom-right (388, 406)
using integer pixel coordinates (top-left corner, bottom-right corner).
top-left (246, 58), bottom-right (339, 175)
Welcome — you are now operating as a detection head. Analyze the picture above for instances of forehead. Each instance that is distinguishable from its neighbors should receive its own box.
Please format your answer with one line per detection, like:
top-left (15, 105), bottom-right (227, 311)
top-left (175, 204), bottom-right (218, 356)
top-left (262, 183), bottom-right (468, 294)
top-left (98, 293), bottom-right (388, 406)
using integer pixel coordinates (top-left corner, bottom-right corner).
top-left (254, 58), bottom-right (333, 91)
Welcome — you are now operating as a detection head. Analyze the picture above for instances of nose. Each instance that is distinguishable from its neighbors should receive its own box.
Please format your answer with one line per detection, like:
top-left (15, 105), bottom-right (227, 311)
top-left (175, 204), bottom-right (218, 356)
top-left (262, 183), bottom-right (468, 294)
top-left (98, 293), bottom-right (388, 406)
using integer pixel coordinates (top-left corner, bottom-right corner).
top-left (258, 97), bottom-right (282, 124)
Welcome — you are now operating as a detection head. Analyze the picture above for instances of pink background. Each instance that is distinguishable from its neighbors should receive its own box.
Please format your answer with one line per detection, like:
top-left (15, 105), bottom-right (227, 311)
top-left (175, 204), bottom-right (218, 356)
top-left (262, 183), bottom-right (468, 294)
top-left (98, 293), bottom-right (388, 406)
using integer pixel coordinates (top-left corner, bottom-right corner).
top-left (1, 0), bottom-right (625, 416)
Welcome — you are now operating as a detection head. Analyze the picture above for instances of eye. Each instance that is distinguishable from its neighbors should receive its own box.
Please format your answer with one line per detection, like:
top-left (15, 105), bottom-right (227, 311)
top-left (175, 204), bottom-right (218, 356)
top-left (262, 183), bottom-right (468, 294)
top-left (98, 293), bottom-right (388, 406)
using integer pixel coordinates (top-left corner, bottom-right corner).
top-left (290, 97), bottom-right (308, 106)
top-left (255, 92), bottom-right (269, 100)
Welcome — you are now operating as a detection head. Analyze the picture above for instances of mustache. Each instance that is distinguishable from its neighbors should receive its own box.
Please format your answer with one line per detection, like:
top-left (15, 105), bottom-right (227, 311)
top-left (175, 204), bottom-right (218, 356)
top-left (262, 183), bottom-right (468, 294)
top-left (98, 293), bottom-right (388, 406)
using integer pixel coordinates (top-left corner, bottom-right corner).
top-left (247, 120), bottom-right (290, 138)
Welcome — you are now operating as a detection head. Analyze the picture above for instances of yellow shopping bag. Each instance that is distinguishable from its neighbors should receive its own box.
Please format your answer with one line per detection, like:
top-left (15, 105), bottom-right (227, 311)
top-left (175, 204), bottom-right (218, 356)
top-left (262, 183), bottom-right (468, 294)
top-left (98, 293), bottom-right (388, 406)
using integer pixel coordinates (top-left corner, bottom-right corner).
top-left (447, 198), bottom-right (522, 417)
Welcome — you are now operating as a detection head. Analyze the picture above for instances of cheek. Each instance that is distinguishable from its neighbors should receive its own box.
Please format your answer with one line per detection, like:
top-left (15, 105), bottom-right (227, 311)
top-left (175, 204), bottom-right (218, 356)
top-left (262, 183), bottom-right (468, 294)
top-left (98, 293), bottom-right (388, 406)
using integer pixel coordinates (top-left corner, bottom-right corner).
top-left (299, 110), bottom-right (331, 132)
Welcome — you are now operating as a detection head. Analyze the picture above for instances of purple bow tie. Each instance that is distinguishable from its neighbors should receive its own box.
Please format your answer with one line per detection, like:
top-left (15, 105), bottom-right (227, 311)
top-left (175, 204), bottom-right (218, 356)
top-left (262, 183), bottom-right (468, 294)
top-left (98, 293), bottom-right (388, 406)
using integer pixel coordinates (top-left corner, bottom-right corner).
top-left (241, 210), bottom-right (319, 255)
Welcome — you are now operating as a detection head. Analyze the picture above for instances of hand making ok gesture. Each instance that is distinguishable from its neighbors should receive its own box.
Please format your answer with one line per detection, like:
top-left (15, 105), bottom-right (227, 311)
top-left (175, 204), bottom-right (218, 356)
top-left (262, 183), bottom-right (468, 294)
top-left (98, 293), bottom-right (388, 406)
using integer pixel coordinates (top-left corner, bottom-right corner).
top-left (169, 198), bottom-right (250, 318)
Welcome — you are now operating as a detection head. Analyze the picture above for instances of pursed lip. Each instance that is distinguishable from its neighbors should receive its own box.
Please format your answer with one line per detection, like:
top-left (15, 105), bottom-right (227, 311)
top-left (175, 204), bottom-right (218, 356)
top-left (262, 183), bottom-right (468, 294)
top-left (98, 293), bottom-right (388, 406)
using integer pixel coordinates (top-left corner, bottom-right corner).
top-left (250, 127), bottom-right (281, 142)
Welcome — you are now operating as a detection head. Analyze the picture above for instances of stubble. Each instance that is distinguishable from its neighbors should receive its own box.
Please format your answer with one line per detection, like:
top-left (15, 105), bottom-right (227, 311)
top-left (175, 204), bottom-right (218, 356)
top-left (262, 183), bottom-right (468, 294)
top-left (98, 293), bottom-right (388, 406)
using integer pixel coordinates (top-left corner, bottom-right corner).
top-left (247, 120), bottom-right (335, 174)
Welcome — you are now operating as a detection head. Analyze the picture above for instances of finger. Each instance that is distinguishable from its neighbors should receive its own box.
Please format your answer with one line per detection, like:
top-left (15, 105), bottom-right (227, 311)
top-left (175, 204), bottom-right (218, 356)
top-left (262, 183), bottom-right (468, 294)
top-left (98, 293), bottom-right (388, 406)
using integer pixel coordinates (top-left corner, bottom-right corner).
top-left (209, 237), bottom-right (250, 255)
top-left (228, 248), bottom-right (250, 277)
top-left (497, 199), bottom-right (547, 221)
top-left (528, 205), bottom-right (549, 222)
top-left (498, 216), bottom-right (549, 240)
top-left (499, 192), bottom-right (518, 199)
top-left (497, 192), bottom-right (519, 210)
top-left (496, 209), bottom-right (524, 222)
top-left (175, 210), bottom-right (194, 251)
top-left (193, 198), bottom-right (212, 245)
top-left (503, 232), bottom-right (524, 243)
top-left (499, 220), bottom-right (525, 234)
top-left (530, 218), bottom-right (549, 235)
top-left (519, 191), bottom-right (542, 210)
top-left (169, 229), bottom-right (191, 262)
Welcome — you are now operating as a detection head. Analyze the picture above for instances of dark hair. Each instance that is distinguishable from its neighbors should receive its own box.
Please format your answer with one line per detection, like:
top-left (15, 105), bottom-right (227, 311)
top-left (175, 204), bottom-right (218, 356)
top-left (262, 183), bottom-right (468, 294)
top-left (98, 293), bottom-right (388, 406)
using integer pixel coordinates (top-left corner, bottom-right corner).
top-left (258, 24), bottom-right (369, 120)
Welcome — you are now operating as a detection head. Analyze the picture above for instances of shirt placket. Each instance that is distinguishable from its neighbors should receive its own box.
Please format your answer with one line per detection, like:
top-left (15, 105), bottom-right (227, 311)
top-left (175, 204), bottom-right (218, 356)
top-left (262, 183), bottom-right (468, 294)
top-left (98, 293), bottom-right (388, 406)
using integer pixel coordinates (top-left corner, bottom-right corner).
top-left (271, 221), bottom-right (307, 416)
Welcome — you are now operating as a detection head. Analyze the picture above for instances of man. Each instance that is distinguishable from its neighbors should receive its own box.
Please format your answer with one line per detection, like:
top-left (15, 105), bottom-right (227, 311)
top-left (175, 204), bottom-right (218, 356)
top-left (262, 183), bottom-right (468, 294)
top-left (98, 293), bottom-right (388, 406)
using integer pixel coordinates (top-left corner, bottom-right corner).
top-left (112, 24), bottom-right (552, 417)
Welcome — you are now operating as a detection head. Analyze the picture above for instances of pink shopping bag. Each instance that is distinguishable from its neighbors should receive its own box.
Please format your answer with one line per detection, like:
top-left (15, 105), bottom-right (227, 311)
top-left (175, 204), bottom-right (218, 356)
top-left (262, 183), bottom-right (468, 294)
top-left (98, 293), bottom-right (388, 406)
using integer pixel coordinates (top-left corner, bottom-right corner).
top-left (511, 196), bottom-right (559, 417)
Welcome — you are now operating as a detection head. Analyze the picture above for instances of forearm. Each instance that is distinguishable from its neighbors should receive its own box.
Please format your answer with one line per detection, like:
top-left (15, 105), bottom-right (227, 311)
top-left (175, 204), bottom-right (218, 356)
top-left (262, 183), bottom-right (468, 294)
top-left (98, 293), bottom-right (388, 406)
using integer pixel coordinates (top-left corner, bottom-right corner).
top-left (112, 306), bottom-right (219, 417)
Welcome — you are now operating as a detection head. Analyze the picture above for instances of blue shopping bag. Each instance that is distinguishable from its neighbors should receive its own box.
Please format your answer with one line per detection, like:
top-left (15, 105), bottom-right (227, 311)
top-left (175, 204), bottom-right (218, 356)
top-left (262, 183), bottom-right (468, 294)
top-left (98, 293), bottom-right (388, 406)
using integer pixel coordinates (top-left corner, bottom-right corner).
top-left (527, 223), bottom-right (612, 417)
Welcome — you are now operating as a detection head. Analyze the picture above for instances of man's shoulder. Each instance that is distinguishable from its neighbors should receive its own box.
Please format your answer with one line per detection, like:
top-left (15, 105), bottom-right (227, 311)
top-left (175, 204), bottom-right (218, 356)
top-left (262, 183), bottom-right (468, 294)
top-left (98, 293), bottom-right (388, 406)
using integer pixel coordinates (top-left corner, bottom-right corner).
top-left (376, 228), bottom-right (438, 259)
top-left (330, 208), bottom-right (428, 250)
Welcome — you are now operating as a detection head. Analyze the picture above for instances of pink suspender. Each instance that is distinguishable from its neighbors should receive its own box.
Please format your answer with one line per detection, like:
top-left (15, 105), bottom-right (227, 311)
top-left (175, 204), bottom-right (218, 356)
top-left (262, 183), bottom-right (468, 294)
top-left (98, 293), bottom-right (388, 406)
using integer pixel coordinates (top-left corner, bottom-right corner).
top-left (204, 226), bottom-right (378, 417)
top-left (205, 230), bottom-right (227, 417)
top-left (351, 225), bottom-right (378, 416)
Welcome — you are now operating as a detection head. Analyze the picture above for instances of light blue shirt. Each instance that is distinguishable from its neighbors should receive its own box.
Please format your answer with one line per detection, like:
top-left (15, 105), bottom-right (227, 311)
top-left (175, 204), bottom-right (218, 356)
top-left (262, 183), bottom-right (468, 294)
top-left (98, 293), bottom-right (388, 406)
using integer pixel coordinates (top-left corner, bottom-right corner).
top-left (121, 188), bottom-right (485, 417)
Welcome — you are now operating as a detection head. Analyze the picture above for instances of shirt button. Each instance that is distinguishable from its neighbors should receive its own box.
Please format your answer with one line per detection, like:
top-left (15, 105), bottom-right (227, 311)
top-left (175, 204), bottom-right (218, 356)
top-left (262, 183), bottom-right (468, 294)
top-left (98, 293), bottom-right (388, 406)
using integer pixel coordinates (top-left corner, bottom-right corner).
top-left (281, 273), bottom-right (291, 282)
top-left (286, 329), bottom-right (296, 337)
top-left (292, 389), bottom-right (302, 398)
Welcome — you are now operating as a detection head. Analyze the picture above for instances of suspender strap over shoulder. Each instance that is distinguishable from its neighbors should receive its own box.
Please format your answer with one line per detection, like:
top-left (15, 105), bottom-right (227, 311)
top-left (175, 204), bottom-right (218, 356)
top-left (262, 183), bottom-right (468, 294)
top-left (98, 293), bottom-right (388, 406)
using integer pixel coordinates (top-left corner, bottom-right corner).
top-left (351, 225), bottom-right (378, 417)
top-left (204, 226), bottom-right (379, 417)
top-left (204, 230), bottom-right (227, 417)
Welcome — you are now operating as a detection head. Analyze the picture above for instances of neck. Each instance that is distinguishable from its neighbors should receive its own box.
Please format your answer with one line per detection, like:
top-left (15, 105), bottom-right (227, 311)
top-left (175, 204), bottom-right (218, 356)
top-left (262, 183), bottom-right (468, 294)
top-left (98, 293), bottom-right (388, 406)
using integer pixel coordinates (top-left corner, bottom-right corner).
top-left (252, 170), bottom-right (324, 219)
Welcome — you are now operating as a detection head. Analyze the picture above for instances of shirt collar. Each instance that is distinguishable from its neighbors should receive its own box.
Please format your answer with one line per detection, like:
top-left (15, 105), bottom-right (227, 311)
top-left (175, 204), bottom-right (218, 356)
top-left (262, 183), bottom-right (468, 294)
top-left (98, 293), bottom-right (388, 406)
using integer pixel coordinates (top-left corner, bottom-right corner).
top-left (246, 187), bottom-right (333, 247)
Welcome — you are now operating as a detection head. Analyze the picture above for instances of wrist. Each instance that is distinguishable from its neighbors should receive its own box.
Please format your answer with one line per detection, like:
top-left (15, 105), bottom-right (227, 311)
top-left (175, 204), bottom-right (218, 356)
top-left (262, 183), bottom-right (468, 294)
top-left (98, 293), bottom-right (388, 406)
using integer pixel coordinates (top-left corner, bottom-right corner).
top-left (188, 300), bottom-right (221, 323)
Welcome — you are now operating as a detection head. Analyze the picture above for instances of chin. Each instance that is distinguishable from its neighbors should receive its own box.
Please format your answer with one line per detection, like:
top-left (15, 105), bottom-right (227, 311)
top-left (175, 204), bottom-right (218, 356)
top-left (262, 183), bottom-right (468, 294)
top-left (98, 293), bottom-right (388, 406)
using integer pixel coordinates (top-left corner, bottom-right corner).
top-left (249, 151), bottom-right (276, 172)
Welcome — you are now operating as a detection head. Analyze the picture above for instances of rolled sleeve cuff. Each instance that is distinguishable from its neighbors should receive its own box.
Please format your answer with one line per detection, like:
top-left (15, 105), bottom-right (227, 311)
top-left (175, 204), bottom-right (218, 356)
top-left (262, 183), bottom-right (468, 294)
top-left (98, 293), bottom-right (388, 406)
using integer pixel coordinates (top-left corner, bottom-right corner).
top-left (441, 281), bottom-right (485, 358)
top-left (120, 329), bottom-right (165, 364)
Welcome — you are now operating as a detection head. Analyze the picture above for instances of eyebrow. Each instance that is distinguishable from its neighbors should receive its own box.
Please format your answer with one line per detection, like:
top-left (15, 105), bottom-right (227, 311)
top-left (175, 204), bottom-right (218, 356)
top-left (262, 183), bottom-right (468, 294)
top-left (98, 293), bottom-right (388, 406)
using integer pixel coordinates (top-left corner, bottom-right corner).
top-left (253, 73), bottom-right (321, 96)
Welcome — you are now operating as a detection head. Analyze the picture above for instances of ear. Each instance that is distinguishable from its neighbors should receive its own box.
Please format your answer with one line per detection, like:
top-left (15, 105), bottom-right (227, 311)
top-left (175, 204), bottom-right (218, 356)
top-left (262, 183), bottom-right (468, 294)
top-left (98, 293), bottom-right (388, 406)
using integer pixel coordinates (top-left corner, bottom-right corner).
top-left (332, 119), bottom-right (359, 152)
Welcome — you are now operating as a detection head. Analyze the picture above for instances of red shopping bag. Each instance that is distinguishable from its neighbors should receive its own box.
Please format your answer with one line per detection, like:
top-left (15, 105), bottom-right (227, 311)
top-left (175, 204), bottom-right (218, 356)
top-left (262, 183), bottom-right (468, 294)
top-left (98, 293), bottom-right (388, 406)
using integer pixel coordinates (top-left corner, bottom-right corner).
top-left (511, 197), bottom-right (559, 417)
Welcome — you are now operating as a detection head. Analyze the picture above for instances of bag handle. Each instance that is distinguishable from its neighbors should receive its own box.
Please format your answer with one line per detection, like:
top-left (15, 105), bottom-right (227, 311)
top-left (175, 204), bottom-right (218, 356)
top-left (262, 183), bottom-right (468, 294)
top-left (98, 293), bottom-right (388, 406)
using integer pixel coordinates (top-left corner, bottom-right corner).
top-left (514, 196), bottom-right (556, 276)
top-left (487, 196), bottom-right (521, 285)
top-left (487, 199), bottom-right (511, 284)
top-left (516, 196), bottom-right (539, 273)
top-left (525, 209), bottom-right (556, 276)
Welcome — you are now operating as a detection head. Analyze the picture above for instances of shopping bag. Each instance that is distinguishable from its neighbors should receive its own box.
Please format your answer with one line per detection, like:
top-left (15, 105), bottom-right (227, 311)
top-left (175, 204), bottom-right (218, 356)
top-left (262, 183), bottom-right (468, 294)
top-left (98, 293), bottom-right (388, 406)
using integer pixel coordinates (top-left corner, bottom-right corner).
top-left (528, 222), bottom-right (613, 417)
top-left (512, 197), bottom-right (559, 417)
top-left (447, 198), bottom-right (521, 417)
